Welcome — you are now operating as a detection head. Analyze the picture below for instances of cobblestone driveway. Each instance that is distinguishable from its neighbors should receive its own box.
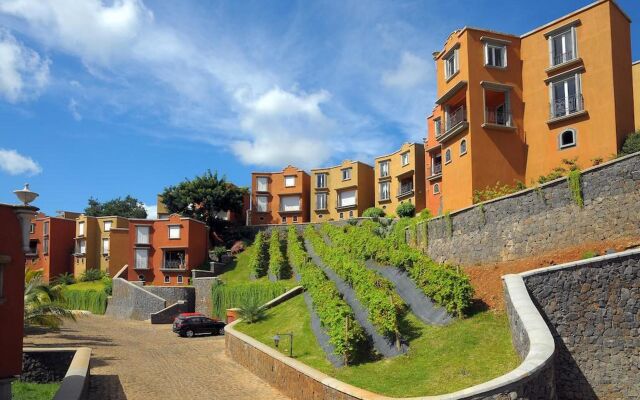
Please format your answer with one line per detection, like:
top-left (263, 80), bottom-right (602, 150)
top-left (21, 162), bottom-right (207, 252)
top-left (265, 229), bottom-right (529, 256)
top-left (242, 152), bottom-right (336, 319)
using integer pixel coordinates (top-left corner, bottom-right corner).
top-left (24, 315), bottom-right (288, 400)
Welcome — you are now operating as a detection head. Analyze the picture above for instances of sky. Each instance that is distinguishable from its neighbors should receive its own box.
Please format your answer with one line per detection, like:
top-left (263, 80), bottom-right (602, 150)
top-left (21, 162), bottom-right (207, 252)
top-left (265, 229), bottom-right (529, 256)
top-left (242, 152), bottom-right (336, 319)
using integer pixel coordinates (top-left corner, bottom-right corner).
top-left (0, 0), bottom-right (639, 217)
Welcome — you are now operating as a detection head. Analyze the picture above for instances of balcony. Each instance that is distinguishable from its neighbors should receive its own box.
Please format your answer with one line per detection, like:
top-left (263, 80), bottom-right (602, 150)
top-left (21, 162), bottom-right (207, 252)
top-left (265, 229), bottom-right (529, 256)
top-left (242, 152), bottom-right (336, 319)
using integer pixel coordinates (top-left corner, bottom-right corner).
top-left (279, 206), bottom-right (301, 213)
top-left (551, 50), bottom-right (576, 68)
top-left (548, 94), bottom-right (585, 123)
top-left (429, 163), bottom-right (442, 181)
top-left (397, 184), bottom-right (414, 198)
top-left (437, 105), bottom-right (468, 143)
top-left (483, 107), bottom-right (514, 130)
top-left (162, 260), bottom-right (186, 270)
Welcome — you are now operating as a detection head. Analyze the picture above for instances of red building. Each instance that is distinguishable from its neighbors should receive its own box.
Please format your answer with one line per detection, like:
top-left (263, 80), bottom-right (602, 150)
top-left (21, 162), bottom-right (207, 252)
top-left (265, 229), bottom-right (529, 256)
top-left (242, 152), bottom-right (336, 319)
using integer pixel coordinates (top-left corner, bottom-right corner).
top-left (0, 202), bottom-right (38, 398)
top-left (127, 214), bottom-right (209, 286)
top-left (26, 212), bottom-right (79, 283)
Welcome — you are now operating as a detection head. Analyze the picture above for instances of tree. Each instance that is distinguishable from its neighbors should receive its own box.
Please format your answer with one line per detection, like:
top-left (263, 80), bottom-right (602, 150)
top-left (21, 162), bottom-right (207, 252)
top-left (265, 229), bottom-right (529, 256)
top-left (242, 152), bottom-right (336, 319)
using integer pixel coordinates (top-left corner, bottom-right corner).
top-left (24, 269), bottom-right (75, 329)
top-left (160, 170), bottom-right (247, 228)
top-left (85, 195), bottom-right (147, 218)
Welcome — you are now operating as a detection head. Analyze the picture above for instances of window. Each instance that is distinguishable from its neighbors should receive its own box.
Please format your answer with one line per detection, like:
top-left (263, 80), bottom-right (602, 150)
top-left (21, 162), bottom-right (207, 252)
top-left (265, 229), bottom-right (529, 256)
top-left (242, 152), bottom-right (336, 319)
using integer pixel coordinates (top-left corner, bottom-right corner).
top-left (444, 49), bottom-right (459, 79)
top-left (104, 221), bottom-right (112, 231)
top-left (282, 216), bottom-right (287, 224)
top-left (559, 129), bottom-right (577, 149)
top-left (549, 28), bottom-right (577, 67)
top-left (339, 212), bottom-right (344, 219)
top-left (445, 149), bottom-right (452, 164)
top-left (136, 226), bottom-right (150, 244)
top-left (338, 190), bottom-right (357, 208)
top-left (342, 168), bottom-right (352, 180)
top-left (78, 221), bottom-right (84, 236)
top-left (256, 195), bottom-right (268, 212)
top-left (550, 74), bottom-right (582, 118)
top-left (434, 118), bottom-right (442, 137)
top-left (168, 225), bottom-right (181, 239)
top-left (102, 238), bottom-right (109, 255)
top-left (349, 211), bottom-right (353, 218)
top-left (43, 238), bottom-right (50, 254)
top-left (28, 240), bottom-right (37, 255)
top-left (177, 275), bottom-right (184, 284)
top-left (379, 182), bottom-right (391, 201)
top-left (164, 275), bottom-right (170, 284)
top-left (401, 152), bottom-right (410, 166)
top-left (43, 221), bottom-right (49, 235)
top-left (256, 177), bottom-right (269, 192)
top-left (280, 196), bottom-right (301, 212)
top-left (485, 43), bottom-right (506, 67)
top-left (432, 154), bottom-right (442, 176)
top-left (75, 239), bottom-right (85, 254)
top-left (293, 216), bottom-right (298, 223)
top-left (316, 173), bottom-right (327, 188)
top-left (316, 193), bottom-right (328, 210)
top-left (460, 139), bottom-right (467, 155)
top-left (138, 274), bottom-right (145, 282)
top-left (29, 223), bottom-right (35, 234)
top-left (284, 175), bottom-right (296, 187)
top-left (379, 161), bottom-right (390, 177)
top-left (433, 183), bottom-right (441, 194)
top-left (135, 248), bottom-right (148, 269)
top-left (164, 250), bottom-right (185, 269)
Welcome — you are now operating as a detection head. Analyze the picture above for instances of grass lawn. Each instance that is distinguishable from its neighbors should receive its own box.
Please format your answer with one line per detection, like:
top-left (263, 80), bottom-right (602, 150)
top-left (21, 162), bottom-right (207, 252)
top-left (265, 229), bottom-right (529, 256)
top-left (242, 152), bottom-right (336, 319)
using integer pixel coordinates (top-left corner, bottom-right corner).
top-left (236, 294), bottom-right (520, 397)
top-left (12, 382), bottom-right (60, 400)
top-left (64, 281), bottom-right (106, 291)
top-left (217, 244), bottom-right (297, 287)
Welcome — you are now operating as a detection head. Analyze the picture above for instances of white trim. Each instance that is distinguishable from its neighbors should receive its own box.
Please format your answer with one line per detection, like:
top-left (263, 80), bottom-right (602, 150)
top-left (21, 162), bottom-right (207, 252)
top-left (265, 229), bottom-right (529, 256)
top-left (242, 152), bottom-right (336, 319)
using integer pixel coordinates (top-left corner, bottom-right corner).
top-left (558, 128), bottom-right (578, 149)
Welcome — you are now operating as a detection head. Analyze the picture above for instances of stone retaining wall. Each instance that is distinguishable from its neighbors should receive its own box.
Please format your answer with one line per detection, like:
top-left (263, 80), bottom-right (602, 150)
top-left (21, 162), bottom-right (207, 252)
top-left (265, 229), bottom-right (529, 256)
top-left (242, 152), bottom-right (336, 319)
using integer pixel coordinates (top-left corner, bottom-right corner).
top-left (105, 278), bottom-right (166, 320)
top-left (150, 301), bottom-right (190, 324)
top-left (144, 286), bottom-right (195, 310)
top-left (520, 249), bottom-right (640, 399)
top-left (22, 349), bottom-right (75, 383)
top-left (193, 277), bottom-right (219, 316)
top-left (424, 153), bottom-right (640, 265)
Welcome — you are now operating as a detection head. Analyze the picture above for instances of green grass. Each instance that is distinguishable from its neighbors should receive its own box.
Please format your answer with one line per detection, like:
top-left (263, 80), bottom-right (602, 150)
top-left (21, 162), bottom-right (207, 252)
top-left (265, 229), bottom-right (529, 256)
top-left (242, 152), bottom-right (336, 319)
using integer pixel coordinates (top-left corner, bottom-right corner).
top-left (12, 381), bottom-right (60, 400)
top-left (64, 281), bottom-right (106, 291)
top-left (236, 295), bottom-right (520, 397)
top-left (62, 281), bottom-right (108, 314)
top-left (217, 242), bottom-right (296, 286)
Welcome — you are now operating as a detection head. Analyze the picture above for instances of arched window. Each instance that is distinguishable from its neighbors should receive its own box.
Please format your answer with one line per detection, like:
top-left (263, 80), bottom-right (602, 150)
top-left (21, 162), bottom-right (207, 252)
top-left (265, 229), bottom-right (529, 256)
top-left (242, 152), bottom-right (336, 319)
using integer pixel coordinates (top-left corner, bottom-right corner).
top-left (445, 149), bottom-right (452, 164)
top-left (460, 139), bottom-right (467, 155)
top-left (559, 129), bottom-right (577, 149)
top-left (138, 274), bottom-right (145, 282)
top-left (433, 183), bottom-right (441, 194)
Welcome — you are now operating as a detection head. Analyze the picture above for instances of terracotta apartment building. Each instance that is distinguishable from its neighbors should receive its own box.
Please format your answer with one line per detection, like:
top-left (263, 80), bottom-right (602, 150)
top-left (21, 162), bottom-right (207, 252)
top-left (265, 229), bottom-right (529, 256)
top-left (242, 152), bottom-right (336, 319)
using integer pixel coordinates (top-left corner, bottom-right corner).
top-left (26, 211), bottom-right (79, 283)
top-left (310, 160), bottom-right (375, 222)
top-left (374, 142), bottom-right (426, 215)
top-left (425, 0), bottom-right (635, 214)
top-left (127, 214), bottom-right (209, 286)
top-left (73, 215), bottom-right (130, 278)
top-left (633, 61), bottom-right (640, 131)
top-left (250, 166), bottom-right (311, 225)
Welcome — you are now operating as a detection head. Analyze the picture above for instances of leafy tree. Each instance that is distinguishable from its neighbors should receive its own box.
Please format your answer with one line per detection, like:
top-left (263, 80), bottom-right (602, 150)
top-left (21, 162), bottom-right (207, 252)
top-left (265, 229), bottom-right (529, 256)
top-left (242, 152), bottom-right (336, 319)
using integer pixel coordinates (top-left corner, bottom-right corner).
top-left (85, 195), bottom-right (147, 218)
top-left (24, 269), bottom-right (75, 329)
top-left (160, 170), bottom-right (247, 228)
top-left (396, 202), bottom-right (416, 218)
top-left (362, 207), bottom-right (385, 218)
top-left (619, 130), bottom-right (640, 156)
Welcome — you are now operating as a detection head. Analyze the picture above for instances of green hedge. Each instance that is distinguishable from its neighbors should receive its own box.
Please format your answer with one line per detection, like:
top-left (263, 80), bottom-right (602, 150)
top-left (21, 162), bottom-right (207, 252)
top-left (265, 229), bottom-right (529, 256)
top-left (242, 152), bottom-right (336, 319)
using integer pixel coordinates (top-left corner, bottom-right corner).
top-left (304, 226), bottom-right (406, 341)
top-left (287, 227), bottom-right (367, 364)
top-left (322, 221), bottom-right (473, 317)
top-left (249, 231), bottom-right (269, 278)
top-left (268, 231), bottom-right (289, 279)
top-left (63, 289), bottom-right (108, 314)
top-left (211, 281), bottom-right (287, 320)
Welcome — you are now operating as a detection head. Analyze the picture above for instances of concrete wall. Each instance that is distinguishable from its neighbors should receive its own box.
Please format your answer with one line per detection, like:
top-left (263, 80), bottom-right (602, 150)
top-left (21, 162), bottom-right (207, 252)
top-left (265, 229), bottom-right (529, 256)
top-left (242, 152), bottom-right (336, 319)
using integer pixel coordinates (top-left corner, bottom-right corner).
top-left (105, 278), bottom-right (166, 320)
top-left (521, 249), bottom-right (640, 399)
top-left (424, 152), bottom-right (640, 265)
top-left (144, 286), bottom-right (194, 310)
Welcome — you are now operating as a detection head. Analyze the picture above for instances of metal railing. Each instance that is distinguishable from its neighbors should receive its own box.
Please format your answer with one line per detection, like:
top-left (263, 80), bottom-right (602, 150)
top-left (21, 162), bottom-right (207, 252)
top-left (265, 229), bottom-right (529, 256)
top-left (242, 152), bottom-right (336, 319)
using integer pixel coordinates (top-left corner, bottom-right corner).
top-left (431, 163), bottom-right (442, 176)
top-left (163, 260), bottom-right (186, 270)
top-left (550, 94), bottom-right (584, 119)
top-left (485, 107), bottom-right (512, 126)
top-left (443, 106), bottom-right (467, 134)
top-left (398, 184), bottom-right (414, 197)
top-left (279, 206), bottom-right (301, 212)
top-left (551, 50), bottom-right (575, 67)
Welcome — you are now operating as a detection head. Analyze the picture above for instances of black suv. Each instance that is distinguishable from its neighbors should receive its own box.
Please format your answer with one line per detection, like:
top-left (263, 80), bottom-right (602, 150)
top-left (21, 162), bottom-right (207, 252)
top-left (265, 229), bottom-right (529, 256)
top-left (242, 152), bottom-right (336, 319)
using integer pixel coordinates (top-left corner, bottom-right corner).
top-left (172, 315), bottom-right (226, 338)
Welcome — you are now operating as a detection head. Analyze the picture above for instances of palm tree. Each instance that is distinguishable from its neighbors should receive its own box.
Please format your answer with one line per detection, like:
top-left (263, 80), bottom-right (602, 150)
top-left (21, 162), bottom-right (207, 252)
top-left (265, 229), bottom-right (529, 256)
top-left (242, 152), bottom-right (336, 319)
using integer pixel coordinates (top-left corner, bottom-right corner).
top-left (24, 268), bottom-right (75, 329)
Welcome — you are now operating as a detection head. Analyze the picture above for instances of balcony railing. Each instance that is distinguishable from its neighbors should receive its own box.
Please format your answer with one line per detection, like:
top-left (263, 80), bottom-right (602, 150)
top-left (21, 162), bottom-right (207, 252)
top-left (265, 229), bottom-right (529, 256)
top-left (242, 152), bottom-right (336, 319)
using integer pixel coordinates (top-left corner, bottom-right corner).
top-left (485, 107), bottom-right (512, 126)
top-left (163, 260), bottom-right (186, 270)
top-left (551, 50), bottom-right (575, 67)
top-left (431, 163), bottom-right (442, 176)
top-left (279, 206), bottom-right (301, 212)
top-left (398, 184), bottom-right (414, 197)
top-left (443, 106), bottom-right (467, 134)
top-left (550, 94), bottom-right (584, 119)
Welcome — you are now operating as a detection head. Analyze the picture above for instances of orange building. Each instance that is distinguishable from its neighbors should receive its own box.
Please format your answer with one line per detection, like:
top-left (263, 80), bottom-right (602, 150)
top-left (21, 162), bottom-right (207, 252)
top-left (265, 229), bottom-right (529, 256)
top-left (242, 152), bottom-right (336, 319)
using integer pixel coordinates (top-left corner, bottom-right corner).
top-left (633, 60), bottom-right (640, 131)
top-left (127, 214), bottom-right (209, 286)
top-left (26, 212), bottom-right (79, 283)
top-left (250, 165), bottom-right (311, 225)
top-left (0, 202), bottom-right (38, 397)
top-left (374, 143), bottom-right (426, 215)
top-left (426, 0), bottom-right (635, 214)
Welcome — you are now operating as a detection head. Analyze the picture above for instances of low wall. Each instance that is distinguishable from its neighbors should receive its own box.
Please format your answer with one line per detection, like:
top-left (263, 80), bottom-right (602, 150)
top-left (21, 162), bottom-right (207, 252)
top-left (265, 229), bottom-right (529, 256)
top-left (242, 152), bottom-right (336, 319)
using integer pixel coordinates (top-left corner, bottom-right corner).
top-left (520, 249), bottom-right (640, 399)
top-left (424, 153), bottom-right (640, 265)
top-left (193, 277), bottom-right (219, 316)
top-left (144, 286), bottom-right (195, 311)
top-left (150, 301), bottom-right (190, 324)
top-left (22, 347), bottom-right (92, 400)
top-left (225, 279), bottom-right (556, 400)
top-left (105, 278), bottom-right (166, 320)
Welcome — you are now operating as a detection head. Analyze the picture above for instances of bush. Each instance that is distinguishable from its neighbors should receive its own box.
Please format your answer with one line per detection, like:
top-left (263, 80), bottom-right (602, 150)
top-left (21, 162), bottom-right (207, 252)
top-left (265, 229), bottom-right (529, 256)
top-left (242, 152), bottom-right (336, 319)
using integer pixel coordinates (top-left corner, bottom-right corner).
top-left (537, 158), bottom-right (579, 184)
top-left (102, 276), bottom-right (113, 295)
top-left (63, 290), bottom-right (108, 314)
top-left (248, 231), bottom-right (269, 278)
top-left (238, 298), bottom-right (266, 323)
top-left (54, 272), bottom-right (75, 286)
top-left (473, 181), bottom-right (526, 203)
top-left (268, 231), bottom-right (290, 279)
top-left (362, 207), bottom-right (385, 218)
top-left (211, 246), bottom-right (227, 262)
top-left (79, 269), bottom-right (105, 282)
top-left (619, 130), bottom-right (640, 156)
top-left (396, 202), bottom-right (415, 218)
top-left (210, 281), bottom-right (287, 320)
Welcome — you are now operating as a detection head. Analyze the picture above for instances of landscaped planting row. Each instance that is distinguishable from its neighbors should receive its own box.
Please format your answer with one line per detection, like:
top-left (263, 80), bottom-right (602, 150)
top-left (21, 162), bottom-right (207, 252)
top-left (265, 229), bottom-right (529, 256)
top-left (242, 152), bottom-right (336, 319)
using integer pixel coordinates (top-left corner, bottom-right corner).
top-left (321, 221), bottom-right (473, 317)
top-left (63, 288), bottom-right (108, 314)
top-left (249, 231), bottom-right (269, 278)
top-left (268, 230), bottom-right (290, 280)
top-left (303, 226), bottom-right (406, 342)
top-left (286, 227), bottom-right (367, 364)
top-left (211, 280), bottom-right (287, 320)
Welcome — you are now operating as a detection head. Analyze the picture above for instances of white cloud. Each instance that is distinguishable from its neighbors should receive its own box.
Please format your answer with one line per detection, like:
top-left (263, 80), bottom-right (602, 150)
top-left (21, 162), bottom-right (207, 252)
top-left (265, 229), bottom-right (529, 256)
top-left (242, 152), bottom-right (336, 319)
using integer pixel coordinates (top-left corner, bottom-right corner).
top-left (68, 98), bottom-right (82, 121)
top-left (0, 29), bottom-right (50, 102)
top-left (0, 148), bottom-right (42, 175)
top-left (382, 51), bottom-right (431, 90)
top-left (143, 203), bottom-right (157, 219)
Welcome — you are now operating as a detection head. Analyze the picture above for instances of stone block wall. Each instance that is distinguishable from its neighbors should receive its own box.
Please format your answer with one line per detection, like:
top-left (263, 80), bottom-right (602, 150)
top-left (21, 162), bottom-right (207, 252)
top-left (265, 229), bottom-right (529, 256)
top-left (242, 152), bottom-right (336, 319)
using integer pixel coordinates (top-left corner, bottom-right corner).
top-left (144, 286), bottom-right (195, 311)
top-left (105, 278), bottom-right (166, 320)
top-left (522, 250), bottom-right (640, 399)
top-left (21, 350), bottom-right (75, 383)
top-left (193, 277), bottom-right (218, 317)
top-left (424, 153), bottom-right (640, 265)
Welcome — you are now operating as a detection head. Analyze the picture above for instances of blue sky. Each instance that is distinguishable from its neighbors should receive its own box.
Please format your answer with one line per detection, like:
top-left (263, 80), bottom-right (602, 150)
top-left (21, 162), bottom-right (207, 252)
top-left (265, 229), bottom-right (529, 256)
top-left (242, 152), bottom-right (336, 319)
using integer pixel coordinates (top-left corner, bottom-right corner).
top-left (0, 0), bottom-right (638, 216)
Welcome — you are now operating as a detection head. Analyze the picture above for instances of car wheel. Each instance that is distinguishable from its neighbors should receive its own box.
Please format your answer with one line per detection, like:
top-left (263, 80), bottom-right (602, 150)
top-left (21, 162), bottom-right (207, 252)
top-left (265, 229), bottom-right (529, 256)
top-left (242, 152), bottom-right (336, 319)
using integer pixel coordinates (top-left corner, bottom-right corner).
top-left (179, 332), bottom-right (186, 338)
top-left (185, 329), bottom-right (195, 338)
top-left (218, 327), bottom-right (225, 336)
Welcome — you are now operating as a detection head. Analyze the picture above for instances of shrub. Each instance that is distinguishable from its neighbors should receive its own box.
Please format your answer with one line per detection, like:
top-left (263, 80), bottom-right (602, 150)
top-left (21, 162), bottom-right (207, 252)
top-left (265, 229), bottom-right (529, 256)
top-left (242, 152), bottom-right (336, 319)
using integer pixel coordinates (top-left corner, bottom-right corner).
top-left (63, 289), bottom-right (108, 314)
top-left (362, 207), bottom-right (385, 218)
top-left (54, 273), bottom-right (75, 286)
top-left (537, 158), bottom-right (579, 184)
top-left (268, 231), bottom-right (289, 279)
top-left (79, 269), bottom-right (104, 282)
top-left (248, 231), bottom-right (269, 278)
top-left (102, 276), bottom-right (113, 296)
top-left (473, 181), bottom-right (526, 203)
top-left (238, 297), bottom-right (266, 323)
top-left (619, 130), bottom-right (640, 156)
top-left (396, 202), bottom-right (415, 218)
top-left (567, 169), bottom-right (583, 207)
top-left (417, 209), bottom-right (432, 221)
top-left (210, 281), bottom-right (286, 320)
top-left (211, 246), bottom-right (228, 261)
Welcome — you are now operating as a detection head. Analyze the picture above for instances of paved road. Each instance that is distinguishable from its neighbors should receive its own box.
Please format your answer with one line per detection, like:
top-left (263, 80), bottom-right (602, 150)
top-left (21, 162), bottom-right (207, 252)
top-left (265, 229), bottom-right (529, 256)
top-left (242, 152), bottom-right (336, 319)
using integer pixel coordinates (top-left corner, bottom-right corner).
top-left (24, 315), bottom-right (288, 400)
